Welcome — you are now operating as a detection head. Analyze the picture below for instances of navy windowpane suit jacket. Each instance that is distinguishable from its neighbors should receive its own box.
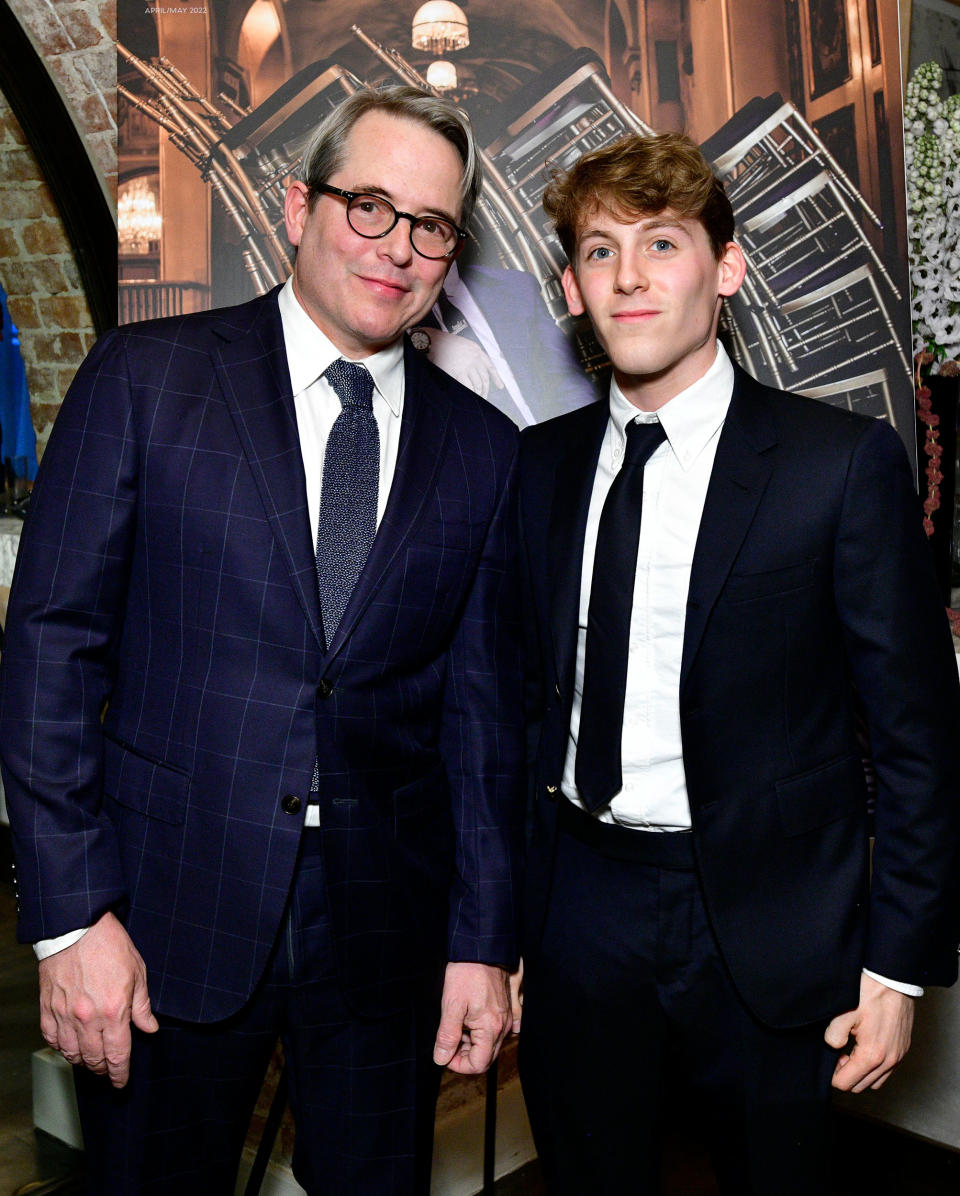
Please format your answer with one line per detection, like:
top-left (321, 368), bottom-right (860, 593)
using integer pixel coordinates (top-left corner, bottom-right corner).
top-left (0, 288), bottom-right (524, 1023)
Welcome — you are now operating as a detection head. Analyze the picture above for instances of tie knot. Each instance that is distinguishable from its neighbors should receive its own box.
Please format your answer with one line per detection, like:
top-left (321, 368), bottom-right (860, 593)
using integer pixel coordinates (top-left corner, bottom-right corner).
top-left (324, 359), bottom-right (375, 410)
top-left (624, 419), bottom-right (666, 468)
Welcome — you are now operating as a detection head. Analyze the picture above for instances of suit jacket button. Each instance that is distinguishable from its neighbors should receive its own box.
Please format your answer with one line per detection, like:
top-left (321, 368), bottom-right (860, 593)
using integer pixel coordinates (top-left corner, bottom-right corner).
top-left (281, 794), bottom-right (302, 815)
top-left (318, 679), bottom-right (333, 698)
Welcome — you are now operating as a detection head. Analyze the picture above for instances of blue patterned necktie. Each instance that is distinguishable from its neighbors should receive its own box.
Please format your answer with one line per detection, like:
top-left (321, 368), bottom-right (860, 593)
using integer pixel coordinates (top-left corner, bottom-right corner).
top-left (576, 419), bottom-right (667, 812)
top-left (315, 359), bottom-right (380, 648)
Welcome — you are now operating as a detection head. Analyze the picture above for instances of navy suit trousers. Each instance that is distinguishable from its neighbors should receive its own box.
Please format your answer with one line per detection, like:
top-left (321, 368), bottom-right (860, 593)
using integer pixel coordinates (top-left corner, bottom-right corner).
top-left (75, 832), bottom-right (443, 1195)
top-left (519, 804), bottom-right (838, 1195)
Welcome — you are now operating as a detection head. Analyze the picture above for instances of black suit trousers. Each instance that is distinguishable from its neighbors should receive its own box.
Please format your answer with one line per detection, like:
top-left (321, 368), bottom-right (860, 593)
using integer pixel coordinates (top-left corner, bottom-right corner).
top-left (74, 831), bottom-right (443, 1196)
top-left (519, 806), bottom-right (838, 1196)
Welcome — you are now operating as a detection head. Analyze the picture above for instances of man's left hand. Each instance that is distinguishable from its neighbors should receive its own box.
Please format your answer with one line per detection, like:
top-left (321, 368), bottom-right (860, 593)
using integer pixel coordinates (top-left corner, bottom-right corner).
top-left (824, 972), bottom-right (914, 1092)
top-left (433, 961), bottom-right (511, 1074)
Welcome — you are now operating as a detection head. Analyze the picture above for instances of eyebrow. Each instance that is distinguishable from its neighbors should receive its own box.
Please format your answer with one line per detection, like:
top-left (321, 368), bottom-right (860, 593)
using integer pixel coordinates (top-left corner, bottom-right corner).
top-left (350, 183), bottom-right (460, 226)
top-left (579, 217), bottom-right (688, 242)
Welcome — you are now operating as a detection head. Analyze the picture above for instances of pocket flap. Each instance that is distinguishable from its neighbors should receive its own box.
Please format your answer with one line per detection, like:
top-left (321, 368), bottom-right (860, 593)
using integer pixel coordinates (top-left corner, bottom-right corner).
top-left (776, 754), bottom-right (864, 837)
top-left (103, 736), bottom-right (189, 825)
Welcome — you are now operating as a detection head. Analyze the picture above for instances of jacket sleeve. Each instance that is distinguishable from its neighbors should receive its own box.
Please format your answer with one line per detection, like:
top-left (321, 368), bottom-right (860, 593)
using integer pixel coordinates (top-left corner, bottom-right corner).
top-left (440, 435), bottom-right (524, 971)
top-left (0, 330), bottom-right (138, 942)
top-left (833, 416), bottom-right (960, 987)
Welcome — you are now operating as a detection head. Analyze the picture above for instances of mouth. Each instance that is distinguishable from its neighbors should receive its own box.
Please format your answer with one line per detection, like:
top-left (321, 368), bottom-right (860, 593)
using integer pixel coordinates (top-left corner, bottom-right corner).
top-left (356, 274), bottom-right (411, 298)
top-left (612, 309), bottom-right (660, 322)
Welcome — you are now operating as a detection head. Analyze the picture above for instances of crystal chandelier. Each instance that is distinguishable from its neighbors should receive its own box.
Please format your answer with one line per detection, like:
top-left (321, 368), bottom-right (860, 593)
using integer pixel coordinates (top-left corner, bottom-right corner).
top-left (118, 177), bottom-right (162, 255)
top-left (411, 1), bottom-right (469, 55)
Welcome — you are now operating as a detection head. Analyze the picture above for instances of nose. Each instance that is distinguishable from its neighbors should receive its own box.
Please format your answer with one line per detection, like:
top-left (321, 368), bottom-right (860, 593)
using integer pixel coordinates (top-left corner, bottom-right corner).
top-left (378, 218), bottom-right (414, 266)
top-left (615, 253), bottom-right (648, 294)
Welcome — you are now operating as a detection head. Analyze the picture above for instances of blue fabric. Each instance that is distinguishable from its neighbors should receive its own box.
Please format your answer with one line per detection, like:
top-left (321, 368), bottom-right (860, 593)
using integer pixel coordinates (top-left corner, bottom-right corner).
top-left (0, 287), bottom-right (38, 480)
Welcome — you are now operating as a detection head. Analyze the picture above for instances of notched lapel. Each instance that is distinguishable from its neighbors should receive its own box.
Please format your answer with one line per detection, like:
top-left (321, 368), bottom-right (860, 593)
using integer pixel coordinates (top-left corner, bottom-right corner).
top-left (213, 294), bottom-right (324, 650)
top-left (321, 340), bottom-right (450, 659)
top-left (681, 373), bottom-right (777, 689)
top-left (546, 408), bottom-right (606, 692)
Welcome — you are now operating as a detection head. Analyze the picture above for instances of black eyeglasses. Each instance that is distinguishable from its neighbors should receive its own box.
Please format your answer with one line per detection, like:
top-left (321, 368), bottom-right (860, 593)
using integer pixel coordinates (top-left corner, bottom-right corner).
top-left (314, 184), bottom-right (466, 260)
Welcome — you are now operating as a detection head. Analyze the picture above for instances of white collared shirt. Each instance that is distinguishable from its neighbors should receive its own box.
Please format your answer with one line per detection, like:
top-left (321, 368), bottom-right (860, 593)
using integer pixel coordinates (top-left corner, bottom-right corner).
top-left (278, 277), bottom-right (405, 534)
top-left (561, 343), bottom-right (733, 829)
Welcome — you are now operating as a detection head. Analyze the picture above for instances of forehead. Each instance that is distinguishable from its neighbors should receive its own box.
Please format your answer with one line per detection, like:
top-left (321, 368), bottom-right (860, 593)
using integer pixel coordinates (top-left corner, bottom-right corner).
top-left (336, 110), bottom-right (463, 197)
top-left (575, 204), bottom-right (706, 244)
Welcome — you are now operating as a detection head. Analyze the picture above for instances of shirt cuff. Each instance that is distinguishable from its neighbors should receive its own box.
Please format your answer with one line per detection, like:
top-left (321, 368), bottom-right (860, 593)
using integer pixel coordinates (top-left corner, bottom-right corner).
top-left (34, 927), bottom-right (89, 961)
top-left (863, 968), bottom-right (923, 998)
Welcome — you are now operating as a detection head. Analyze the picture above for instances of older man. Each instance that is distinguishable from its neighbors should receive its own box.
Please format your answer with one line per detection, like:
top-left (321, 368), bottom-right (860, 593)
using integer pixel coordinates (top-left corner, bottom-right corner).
top-left (1, 86), bottom-right (523, 1194)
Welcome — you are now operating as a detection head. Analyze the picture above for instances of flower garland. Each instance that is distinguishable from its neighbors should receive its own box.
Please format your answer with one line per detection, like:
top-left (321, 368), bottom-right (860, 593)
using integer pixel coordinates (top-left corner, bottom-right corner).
top-left (905, 63), bottom-right (960, 631)
top-left (904, 62), bottom-right (960, 366)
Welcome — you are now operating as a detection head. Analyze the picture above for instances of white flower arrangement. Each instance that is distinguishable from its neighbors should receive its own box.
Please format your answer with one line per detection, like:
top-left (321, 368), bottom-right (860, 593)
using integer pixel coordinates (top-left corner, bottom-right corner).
top-left (904, 60), bottom-right (960, 371)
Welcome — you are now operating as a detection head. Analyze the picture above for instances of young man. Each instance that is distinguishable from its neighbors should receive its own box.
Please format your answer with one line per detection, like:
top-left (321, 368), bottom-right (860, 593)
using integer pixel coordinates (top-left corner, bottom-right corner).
top-left (517, 132), bottom-right (960, 1194)
top-left (1, 87), bottom-right (523, 1193)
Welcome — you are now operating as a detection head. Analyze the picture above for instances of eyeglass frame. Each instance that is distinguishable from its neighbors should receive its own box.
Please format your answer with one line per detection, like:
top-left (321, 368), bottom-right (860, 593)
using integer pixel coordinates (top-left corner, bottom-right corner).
top-left (313, 183), bottom-right (468, 260)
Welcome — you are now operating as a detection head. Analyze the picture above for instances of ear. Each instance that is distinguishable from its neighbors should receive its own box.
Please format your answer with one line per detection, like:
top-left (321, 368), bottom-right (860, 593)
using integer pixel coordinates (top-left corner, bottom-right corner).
top-left (561, 265), bottom-right (586, 317)
top-left (284, 181), bottom-right (310, 248)
top-left (717, 241), bottom-right (747, 298)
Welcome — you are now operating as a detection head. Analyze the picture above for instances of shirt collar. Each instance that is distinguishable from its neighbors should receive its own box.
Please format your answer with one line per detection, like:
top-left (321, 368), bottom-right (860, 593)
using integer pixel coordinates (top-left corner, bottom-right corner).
top-left (608, 343), bottom-right (734, 472)
top-left (278, 277), bottom-right (405, 416)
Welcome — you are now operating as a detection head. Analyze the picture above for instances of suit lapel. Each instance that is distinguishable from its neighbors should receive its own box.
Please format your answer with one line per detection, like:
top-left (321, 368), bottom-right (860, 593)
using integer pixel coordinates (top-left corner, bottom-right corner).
top-left (546, 404), bottom-right (607, 691)
top-left (213, 290), bottom-right (324, 650)
top-left (681, 367), bottom-right (778, 689)
top-left (322, 339), bottom-right (450, 659)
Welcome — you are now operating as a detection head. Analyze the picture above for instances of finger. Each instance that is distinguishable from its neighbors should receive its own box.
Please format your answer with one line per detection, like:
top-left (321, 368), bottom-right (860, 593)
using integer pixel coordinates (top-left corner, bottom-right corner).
top-left (446, 1029), bottom-right (496, 1075)
top-left (39, 1007), bottom-right (62, 1053)
top-left (52, 1018), bottom-right (82, 1065)
top-left (131, 980), bottom-right (159, 1035)
top-left (101, 1020), bottom-right (133, 1088)
top-left (823, 1015), bottom-right (856, 1050)
top-left (433, 1009), bottom-right (466, 1066)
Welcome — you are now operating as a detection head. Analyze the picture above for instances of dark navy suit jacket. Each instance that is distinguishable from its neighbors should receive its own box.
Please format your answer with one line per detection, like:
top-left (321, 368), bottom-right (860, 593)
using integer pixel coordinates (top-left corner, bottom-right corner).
top-left (0, 289), bottom-right (524, 1023)
top-left (520, 364), bottom-right (960, 1028)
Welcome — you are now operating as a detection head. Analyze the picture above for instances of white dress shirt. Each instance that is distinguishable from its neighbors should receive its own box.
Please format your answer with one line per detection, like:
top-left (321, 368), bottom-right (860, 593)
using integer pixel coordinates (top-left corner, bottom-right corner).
top-left (562, 344), bottom-right (732, 829)
top-left (279, 276), bottom-right (405, 535)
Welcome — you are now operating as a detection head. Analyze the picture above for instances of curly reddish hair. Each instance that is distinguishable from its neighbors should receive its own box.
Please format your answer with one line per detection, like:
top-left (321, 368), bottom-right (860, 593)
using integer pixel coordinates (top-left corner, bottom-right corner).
top-left (543, 132), bottom-right (734, 263)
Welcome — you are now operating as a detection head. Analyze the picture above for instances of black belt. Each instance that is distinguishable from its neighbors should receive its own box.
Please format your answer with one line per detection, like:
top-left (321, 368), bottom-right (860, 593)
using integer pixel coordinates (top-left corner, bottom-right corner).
top-left (558, 797), bottom-right (696, 869)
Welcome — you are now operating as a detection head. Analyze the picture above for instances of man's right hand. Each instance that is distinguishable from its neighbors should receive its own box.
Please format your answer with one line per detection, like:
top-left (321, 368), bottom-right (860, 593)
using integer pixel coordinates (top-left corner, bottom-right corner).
top-left (38, 910), bottom-right (158, 1088)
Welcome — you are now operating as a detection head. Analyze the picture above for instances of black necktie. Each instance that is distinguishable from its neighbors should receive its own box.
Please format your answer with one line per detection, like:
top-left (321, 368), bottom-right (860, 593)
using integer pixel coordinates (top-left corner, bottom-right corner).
top-left (575, 419), bottom-right (667, 812)
top-left (315, 359), bottom-right (379, 648)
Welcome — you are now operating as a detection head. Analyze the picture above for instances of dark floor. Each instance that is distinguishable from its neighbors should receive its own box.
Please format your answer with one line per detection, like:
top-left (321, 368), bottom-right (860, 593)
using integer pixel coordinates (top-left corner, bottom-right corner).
top-left (2, 837), bottom-right (959, 1195)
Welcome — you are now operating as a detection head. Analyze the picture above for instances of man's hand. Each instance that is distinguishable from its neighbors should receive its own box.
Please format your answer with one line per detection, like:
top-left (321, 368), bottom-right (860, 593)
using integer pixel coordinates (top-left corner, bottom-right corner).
top-left (413, 328), bottom-right (504, 398)
top-left (433, 961), bottom-right (511, 1074)
top-left (824, 973), bottom-right (914, 1092)
top-left (38, 910), bottom-right (158, 1088)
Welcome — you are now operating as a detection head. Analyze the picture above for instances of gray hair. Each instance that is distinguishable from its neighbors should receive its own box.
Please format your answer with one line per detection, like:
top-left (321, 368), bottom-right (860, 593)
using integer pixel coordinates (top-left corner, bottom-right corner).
top-left (299, 85), bottom-right (483, 228)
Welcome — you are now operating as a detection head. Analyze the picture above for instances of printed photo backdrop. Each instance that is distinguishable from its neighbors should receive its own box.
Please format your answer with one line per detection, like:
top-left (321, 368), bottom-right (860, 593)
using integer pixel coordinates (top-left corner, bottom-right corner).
top-left (118, 0), bottom-right (914, 458)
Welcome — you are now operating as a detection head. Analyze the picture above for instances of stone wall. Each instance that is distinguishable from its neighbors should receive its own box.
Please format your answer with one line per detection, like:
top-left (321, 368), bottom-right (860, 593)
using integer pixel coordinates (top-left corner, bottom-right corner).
top-left (0, 0), bottom-right (116, 457)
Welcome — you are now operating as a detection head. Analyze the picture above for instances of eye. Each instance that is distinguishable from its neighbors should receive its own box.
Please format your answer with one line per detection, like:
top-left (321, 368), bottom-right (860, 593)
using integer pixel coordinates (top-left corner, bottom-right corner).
top-left (356, 196), bottom-right (389, 215)
top-left (417, 218), bottom-right (444, 236)
top-left (651, 237), bottom-right (675, 252)
top-left (586, 245), bottom-right (614, 261)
